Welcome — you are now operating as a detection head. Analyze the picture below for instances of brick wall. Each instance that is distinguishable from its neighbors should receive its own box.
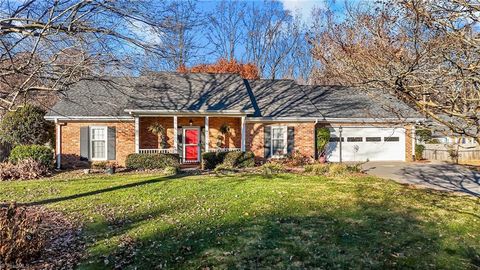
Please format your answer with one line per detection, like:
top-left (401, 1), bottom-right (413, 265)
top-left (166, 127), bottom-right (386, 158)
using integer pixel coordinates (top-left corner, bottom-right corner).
top-left (246, 122), bottom-right (315, 161)
top-left (405, 124), bottom-right (414, 162)
top-left (58, 121), bottom-right (135, 167)
top-left (208, 117), bottom-right (241, 148)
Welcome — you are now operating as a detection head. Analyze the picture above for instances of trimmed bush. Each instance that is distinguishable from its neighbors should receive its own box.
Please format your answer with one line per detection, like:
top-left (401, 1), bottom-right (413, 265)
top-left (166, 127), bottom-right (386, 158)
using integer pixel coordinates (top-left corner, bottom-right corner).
top-left (214, 164), bottom-right (236, 175)
top-left (9, 145), bottom-right (53, 167)
top-left (125, 153), bottom-right (180, 170)
top-left (202, 151), bottom-right (255, 170)
top-left (201, 152), bottom-right (226, 170)
top-left (415, 144), bottom-right (425, 161)
top-left (222, 151), bottom-right (255, 168)
top-left (163, 166), bottom-right (178, 175)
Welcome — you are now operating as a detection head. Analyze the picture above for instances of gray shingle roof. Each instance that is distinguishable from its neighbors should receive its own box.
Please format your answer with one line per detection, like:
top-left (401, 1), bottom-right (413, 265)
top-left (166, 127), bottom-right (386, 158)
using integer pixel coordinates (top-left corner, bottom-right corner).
top-left (246, 79), bottom-right (319, 118)
top-left (302, 85), bottom-right (422, 119)
top-left (46, 71), bottom-right (422, 121)
top-left (46, 72), bottom-right (253, 117)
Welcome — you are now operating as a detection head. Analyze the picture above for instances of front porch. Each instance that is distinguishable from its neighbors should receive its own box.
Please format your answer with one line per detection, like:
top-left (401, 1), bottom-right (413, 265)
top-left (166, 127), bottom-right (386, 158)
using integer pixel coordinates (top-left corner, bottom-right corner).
top-left (134, 115), bottom-right (246, 163)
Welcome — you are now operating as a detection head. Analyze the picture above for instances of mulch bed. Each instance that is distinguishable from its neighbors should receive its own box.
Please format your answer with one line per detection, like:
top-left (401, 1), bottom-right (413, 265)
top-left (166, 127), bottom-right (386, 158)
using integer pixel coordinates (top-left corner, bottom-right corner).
top-left (0, 205), bottom-right (84, 270)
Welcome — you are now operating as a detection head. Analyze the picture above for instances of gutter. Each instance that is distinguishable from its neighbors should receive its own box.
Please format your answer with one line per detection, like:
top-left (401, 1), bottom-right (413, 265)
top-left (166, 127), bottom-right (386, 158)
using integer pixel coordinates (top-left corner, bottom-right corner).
top-left (125, 109), bottom-right (254, 116)
top-left (44, 116), bottom-right (135, 121)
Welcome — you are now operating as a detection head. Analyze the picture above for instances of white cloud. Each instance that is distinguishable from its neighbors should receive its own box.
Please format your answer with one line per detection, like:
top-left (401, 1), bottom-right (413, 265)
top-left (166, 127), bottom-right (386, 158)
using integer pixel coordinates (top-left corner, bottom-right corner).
top-left (279, 0), bottom-right (325, 21)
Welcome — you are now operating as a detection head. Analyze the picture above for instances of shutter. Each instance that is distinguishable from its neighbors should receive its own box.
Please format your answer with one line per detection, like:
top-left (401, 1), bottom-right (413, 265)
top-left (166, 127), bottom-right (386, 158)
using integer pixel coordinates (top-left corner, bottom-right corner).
top-left (80, 126), bottom-right (89, 161)
top-left (177, 127), bottom-right (183, 159)
top-left (264, 126), bottom-right (271, 158)
top-left (107, 127), bottom-right (116, 160)
top-left (287, 126), bottom-right (295, 155)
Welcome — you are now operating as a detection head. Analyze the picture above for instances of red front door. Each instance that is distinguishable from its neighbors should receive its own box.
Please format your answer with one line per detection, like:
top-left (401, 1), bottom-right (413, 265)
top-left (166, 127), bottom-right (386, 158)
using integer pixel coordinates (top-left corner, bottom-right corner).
top-left (184, 128), bottom-right (199, 161)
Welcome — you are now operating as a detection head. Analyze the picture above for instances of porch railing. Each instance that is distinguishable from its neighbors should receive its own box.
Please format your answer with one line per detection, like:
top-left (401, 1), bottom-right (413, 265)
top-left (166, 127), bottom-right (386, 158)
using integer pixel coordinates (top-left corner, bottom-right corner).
top-left (139, 149), bottom-right (178, 154)
top-left (207, 148), bottom-right (242, 153)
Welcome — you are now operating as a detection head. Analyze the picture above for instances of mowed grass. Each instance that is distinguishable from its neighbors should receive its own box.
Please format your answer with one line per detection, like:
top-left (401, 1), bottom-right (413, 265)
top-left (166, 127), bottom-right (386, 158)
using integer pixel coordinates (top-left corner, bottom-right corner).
top-left (1, 172), bottom-right (479, 269)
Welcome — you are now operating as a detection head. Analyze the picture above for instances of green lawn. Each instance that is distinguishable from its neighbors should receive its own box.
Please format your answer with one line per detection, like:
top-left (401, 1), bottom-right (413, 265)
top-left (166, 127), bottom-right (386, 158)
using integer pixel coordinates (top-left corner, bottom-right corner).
top-left (1, 172), bottom-right (479, 269)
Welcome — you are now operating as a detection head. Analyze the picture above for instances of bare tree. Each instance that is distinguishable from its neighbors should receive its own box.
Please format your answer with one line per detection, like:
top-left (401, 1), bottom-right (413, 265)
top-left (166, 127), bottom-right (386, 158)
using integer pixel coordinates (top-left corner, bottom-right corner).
top-left (154, 0), bottom-right (203, 70)
top-left (206, 0), bottom-right (246, 60)
top-left (0, 0), bottom-right (166, 111)
top-left (309, 0), bottom-right (480, 143)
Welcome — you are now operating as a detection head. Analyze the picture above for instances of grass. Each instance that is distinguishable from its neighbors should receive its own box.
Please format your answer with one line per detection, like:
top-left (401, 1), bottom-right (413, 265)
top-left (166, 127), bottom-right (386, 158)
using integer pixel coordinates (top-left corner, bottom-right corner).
top-left (1, 171), bottom-right (479, 269)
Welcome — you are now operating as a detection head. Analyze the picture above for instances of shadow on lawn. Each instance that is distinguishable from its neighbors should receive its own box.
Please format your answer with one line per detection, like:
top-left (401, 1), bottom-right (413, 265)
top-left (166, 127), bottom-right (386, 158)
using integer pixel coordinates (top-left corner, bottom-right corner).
top-left (81, 182), bottom-right (479, 269)
top-left (14, 174), bottom-right (187, 207)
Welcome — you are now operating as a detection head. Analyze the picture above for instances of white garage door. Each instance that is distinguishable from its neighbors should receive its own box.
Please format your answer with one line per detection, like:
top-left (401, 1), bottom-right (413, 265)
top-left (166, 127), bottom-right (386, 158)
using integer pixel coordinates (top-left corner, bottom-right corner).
top-left (326, 127), bottom-right (406, 162)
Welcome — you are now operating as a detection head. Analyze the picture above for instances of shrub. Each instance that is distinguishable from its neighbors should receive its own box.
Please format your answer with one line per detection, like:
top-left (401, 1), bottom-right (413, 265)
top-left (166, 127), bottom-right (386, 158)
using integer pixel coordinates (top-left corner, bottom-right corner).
top-left (202, 152), bottom-right (223, 170)
top-left (9, 145), bottom-right (53, 167)
top-left (222, 151), bottom-right (255, 168)
top-left (260, 162), bottom-right (286, 175)
top-left (304, 164), bottom-right (329, 175)
top-left (163, 166), bottom-right (178, 175)
top-left (202, 151), bottom-right (255, 170)
top-left (91, 161), bottom-right (108, 170)
top-left (415, 144), bottom-right (426, 161)
top-left (0, 159), bottom-right (51, 181)
top-left (316, 127), bottom-right (331, 158)
top-left (214, 163), bottom-right (236, 175)
top-left (125, 153), bottom-right (180, 170)
top-left (0, 203), bottom-right (46, 264)
top-left (0, 105), bottom-right (54, 146)
top-left (285, 151), bottom-right (311, 166)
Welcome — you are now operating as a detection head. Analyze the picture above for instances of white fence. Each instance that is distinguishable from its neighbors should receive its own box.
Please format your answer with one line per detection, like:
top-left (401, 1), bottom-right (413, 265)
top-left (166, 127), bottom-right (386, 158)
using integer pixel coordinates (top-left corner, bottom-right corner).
top-left (207, 148), bottom-right (241, 153)
top-left (423, 145), bottom-right (480, 161)
top-left (139, 149), bottom-right (177, 154)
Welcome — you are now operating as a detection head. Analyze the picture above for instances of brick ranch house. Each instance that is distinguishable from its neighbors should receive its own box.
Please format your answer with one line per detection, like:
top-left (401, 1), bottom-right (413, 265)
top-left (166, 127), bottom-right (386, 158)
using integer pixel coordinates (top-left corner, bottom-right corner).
top-left (45, 72), bottom-right (424, 168)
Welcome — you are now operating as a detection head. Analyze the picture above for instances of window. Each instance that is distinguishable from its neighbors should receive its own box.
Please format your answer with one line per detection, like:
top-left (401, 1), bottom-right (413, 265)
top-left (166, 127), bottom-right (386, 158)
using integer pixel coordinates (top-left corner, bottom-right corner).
top-left (271, 126), bottom-right (287, 157)
top-left (329, 137), bottom-right (344, 142)
top-left (366, 137), bottom-right (382, 142)
top-left (384, 137), bottom-right (400, 142)
top-left (347, 137), bottom-right (363, 142)
top-left (90, 126), bottom-right (107, 160)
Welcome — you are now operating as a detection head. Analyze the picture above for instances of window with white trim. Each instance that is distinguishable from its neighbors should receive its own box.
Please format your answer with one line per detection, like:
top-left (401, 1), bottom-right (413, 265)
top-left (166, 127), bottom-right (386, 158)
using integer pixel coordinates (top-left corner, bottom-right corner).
top-left (90, 126), bottom-right (107, 160)
top-left (271, 126), bottom-right (287, 157)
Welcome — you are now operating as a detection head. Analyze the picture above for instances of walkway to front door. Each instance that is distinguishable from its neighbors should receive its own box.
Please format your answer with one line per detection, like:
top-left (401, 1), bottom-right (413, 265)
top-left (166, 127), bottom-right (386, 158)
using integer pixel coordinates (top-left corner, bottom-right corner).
top-left (183, 127), bottom-right (200, 163)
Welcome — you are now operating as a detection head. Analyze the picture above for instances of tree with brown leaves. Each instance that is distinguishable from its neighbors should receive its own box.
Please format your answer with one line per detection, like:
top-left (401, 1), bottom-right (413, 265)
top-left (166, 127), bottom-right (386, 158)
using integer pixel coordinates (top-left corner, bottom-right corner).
top-left (178, 58), bottom-right (260, 80)
top-left (310, 0), bottom-right (480, 143)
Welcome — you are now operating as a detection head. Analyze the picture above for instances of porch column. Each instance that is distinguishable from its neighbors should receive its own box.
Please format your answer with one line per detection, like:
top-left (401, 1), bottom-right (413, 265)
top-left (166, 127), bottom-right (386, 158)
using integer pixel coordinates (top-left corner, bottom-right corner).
top-left (173, 116), bottom-right (178, 151)
top-left (205, 116), bottom-right (209, 152)
top-left (56, 121), bottom-right (62, 169)
top-left (134, 116), bottom-right (139, 153)
top-left (241, 116), bottom-right (246, 152)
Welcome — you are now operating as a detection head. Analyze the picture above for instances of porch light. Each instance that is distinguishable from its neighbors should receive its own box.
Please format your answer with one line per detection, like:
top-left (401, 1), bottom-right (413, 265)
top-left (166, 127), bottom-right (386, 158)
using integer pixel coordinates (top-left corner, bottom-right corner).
top-left (189, 119), bottom-right (193, 126)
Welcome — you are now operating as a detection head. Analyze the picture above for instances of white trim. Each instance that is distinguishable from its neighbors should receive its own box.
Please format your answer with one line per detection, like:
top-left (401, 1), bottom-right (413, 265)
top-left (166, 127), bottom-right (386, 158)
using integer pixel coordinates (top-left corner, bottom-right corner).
top-left (173, 116), bottom-right (178, 150)
top-left (134, 117), bottom-right (139, 153)
top-left (241, 116), bottom-right (246, 152)
top-left (89, 126), bottom-right (108, 161)
top-left (56, 122), bottom-right (62, 169)
top-left (246, 117), bottom-right (425, 123)
top-left (270, 126), bottom-right (288, 158)
top-left (205, 116), bottom-right (209, 153)
top-left (125, 109), bottom-right (253, 115)
top-left (45, 116), bottom-right (134, 121)
top-left (182, 127), bottom-right (201, 163)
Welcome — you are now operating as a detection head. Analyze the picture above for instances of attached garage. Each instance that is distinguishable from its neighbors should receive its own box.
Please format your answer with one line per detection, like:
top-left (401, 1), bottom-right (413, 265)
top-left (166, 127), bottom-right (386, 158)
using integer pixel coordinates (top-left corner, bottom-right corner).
top-left (326, 127), bottom-right (406, 162)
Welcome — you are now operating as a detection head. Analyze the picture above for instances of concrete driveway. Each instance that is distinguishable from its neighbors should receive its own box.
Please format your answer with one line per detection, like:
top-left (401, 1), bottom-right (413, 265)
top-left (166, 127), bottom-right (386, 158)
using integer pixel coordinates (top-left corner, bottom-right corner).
top-left (362, 161), bottom-right (480, 197)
